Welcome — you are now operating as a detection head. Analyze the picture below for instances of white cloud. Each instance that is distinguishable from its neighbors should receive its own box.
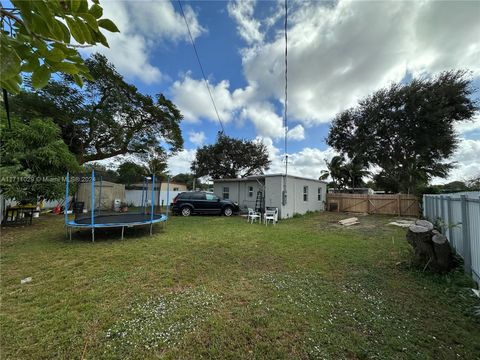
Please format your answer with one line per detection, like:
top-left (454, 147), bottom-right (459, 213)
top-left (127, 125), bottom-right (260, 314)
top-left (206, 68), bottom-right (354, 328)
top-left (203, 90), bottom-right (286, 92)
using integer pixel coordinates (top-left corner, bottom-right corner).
top-left (173, 0), bottom-right (480, 141)
top-left (171, 76), bottom-right (243, 123)
top-left (167, 149), bottom-right (197, 176)
top-left (454, 112), bottom-right (480, 136)
top-left (240, 0), bottom-right (480, 125)
top-left (227, 0), bottom-right (264, 45)
top-left (188, 131), bottom-right (206, 146)
top-left (171, 76), bottom-right (307, 141)
top-left (240, 102), bottom-right (284, 138)
top-left (287, 125), bottom-right (305, 141)
top-left (433, 138), bottom-right (480, 184)
top-left (82, 1), bottom-right (205, 84)
top-left (254, 136), bottom-right (338, 180)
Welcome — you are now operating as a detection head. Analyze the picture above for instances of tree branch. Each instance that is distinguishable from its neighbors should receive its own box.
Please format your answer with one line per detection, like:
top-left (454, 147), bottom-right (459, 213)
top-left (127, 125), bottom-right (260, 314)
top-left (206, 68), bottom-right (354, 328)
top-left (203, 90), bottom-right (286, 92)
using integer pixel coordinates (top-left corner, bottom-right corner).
top-left (0, 8), bottom-right (93, 48)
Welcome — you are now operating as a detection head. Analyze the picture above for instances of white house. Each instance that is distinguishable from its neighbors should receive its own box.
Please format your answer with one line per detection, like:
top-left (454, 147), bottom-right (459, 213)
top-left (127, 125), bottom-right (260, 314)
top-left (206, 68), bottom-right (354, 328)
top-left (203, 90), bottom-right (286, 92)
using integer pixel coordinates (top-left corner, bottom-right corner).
top-left (213, 174), bottom-right (327, 219)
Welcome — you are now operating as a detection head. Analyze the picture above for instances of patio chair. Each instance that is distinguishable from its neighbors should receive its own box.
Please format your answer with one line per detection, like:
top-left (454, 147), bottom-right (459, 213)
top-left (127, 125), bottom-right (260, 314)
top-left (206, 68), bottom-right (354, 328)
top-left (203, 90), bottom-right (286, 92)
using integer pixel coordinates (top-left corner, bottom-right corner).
top-left (264, 208), bottom-right (277, 226)
top-left (247, 208), bottom-right (261, 224)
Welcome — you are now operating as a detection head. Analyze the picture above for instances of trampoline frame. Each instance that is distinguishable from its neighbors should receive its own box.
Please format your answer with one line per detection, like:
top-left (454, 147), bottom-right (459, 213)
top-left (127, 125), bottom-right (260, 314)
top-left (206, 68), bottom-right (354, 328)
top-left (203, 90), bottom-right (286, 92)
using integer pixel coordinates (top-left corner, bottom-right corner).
top-left (64, 170), bottom-right (169, 242)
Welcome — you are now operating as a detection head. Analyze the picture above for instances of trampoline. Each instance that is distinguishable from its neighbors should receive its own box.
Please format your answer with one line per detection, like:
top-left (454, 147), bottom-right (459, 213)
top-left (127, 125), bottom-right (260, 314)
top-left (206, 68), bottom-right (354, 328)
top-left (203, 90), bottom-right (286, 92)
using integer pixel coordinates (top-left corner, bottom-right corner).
top-left (64, 170), bottom-right (169, 242)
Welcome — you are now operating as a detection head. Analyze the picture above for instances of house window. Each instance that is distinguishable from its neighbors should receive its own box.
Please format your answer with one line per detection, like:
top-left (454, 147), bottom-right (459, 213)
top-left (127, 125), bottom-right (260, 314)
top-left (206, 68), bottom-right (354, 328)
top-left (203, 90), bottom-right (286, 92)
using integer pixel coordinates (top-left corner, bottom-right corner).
top-left (303, 186), bottom-right (308, 201)
top-left (318, 187), bottom-right (322, 201)
top-left (173, 187), bottom-right (179, 191)
top-left (248, 186), bottom-right (254, 197)
top-left (223, 187), bottom-right (229, 199)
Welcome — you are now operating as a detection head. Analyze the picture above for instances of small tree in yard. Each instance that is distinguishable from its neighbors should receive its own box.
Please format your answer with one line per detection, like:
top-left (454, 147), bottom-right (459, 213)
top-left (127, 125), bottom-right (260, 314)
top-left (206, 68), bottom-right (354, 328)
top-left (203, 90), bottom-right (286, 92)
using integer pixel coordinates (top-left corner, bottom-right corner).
top-left (191, 133), bottom-right (271, 179)
top-left (117, 161), bottom-right (146, 186)
top-left (172, 173), bottom-right (208, 190)
top-left (327, 70), bottom-right (478, 194)
top-left (0, 117), bottom-right (79, 202)
top-left (319, 155), bottom-right (369, 189)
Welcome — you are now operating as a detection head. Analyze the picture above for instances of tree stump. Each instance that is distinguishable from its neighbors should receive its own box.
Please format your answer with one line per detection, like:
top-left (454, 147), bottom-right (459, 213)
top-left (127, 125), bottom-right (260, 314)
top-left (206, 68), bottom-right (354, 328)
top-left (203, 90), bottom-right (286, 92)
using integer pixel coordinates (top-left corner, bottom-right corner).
top-left (405, 220), bottom-right (455, 273)
top-left (432, 233), bottom-right (454, 271)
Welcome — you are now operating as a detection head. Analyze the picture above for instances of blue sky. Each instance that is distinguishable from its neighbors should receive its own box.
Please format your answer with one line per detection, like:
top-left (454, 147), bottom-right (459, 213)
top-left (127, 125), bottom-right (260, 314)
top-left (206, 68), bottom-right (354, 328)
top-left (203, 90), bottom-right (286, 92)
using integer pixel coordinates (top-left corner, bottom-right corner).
top-left (82, 0), bottom-right (479, 182)
top-left (113, 1), bottom-right (319, 154)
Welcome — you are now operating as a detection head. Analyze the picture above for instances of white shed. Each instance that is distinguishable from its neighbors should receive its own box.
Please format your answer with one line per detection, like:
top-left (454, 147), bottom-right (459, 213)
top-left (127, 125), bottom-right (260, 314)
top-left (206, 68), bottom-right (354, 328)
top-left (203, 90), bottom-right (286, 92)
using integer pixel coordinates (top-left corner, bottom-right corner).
top-left (213, 174), bottom-right (327, 219)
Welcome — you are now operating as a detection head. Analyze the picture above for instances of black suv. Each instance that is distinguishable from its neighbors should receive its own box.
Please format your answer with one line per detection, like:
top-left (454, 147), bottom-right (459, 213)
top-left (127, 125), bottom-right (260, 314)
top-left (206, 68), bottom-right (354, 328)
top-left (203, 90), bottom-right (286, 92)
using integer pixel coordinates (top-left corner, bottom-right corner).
top-left (172, 192), bottom-right (240, 217)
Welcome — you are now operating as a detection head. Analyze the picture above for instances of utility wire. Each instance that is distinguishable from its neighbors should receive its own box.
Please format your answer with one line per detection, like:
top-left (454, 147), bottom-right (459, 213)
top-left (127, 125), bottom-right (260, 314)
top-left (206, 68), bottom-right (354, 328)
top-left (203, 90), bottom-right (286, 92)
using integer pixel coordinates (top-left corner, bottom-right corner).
top-left (177, 0), bottom-right (225, 133)
top-left (284, 0), bottom-right (288, 176)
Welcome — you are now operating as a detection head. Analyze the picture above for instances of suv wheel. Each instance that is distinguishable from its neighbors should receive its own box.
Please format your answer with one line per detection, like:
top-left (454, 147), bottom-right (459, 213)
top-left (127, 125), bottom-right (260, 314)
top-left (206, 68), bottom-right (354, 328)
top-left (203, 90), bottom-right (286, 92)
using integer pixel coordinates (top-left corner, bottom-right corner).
top-left (181, 206), bottom-right (192, 216)
top-left (223, 206), bottom-right (233, 217)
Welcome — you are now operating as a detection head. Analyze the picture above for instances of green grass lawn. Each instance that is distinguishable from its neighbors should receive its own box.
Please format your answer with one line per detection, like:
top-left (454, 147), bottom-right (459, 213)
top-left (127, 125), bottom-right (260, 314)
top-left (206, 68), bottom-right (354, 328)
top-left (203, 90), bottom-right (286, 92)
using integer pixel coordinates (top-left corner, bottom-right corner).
top-left (1, 212), bottom-right (479, 359)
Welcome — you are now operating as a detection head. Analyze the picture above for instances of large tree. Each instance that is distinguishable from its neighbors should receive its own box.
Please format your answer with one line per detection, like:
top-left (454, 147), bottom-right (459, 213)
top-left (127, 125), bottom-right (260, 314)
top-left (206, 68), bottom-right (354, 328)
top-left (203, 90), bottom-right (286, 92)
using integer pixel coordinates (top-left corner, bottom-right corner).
top-left (0, 116), bottom-right (79, 202)
top-left (1, 0), bottom-right (118, 93)
top-left (191, 133), bottom-right (271, 179)
top-left (327, 70), bottom-right (478, 194)
top-left (11, 53), bottom-right (183, 164)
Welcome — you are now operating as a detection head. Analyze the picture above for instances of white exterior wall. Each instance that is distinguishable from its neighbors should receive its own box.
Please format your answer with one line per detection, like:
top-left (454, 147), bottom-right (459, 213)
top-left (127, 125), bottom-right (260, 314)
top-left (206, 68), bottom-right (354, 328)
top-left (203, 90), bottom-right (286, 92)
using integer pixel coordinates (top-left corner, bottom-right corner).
top-left (213, 180), bottom-right (265, 210)
top-left (265, 176), bottom-right (283, 214)
top-left (213, 175), bottom-right (327, 219)
top-left (274, 176), bottom-right (326, 219)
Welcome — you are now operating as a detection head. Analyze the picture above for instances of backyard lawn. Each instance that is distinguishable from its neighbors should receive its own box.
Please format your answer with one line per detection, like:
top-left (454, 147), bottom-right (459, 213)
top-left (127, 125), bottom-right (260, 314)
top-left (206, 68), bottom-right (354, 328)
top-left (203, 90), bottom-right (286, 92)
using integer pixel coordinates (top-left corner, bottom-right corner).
top-left (1, 212), bottom-right (479, 359)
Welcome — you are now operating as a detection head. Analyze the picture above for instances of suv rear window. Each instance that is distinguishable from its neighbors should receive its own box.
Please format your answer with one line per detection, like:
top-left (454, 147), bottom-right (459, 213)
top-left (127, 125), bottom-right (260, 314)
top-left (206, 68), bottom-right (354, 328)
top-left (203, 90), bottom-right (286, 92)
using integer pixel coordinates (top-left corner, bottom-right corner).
top-left (177, 192), bottom-right (190, 199)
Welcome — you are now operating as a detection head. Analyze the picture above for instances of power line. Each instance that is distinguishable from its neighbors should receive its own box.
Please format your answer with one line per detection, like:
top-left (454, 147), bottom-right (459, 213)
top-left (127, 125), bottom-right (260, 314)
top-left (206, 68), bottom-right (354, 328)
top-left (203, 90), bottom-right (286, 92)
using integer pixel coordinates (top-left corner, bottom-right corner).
top-left (177, 0), bottom-right (225, 133)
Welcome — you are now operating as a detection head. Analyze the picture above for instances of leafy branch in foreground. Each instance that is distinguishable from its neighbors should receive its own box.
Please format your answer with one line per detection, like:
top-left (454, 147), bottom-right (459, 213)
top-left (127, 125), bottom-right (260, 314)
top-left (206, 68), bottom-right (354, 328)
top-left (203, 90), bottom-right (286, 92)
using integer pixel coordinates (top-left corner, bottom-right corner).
top-left (1, 0), bottom-right (119, 93)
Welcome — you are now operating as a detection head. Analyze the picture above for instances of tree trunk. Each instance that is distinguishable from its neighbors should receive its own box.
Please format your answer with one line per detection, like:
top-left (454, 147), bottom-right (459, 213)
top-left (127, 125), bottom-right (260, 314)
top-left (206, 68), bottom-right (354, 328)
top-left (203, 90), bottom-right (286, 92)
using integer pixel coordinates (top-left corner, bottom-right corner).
top-left (432, 233), bottom-right (454, 271)
top-left (405, 220), bottom-right (455, 273)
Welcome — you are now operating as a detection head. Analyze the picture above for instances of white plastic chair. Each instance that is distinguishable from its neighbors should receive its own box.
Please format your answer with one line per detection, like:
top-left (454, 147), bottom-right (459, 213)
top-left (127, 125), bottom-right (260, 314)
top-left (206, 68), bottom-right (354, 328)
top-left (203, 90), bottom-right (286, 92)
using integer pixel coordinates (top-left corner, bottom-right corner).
top-left (264, 208), bottom-right (277, 226)
top-left (247, 208), bottom-right (261, 224)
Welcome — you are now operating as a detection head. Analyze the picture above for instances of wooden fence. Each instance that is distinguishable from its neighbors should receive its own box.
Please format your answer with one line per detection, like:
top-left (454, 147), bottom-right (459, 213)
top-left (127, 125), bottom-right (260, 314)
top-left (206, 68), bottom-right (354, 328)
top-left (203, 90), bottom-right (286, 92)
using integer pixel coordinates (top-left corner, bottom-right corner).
top-left (326, 193), bottom-right (419, 216)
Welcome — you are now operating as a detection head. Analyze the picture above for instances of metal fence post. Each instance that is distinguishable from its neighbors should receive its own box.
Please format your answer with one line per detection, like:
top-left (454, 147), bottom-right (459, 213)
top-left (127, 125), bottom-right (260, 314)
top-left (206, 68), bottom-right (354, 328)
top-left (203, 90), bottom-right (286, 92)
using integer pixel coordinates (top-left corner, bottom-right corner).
top-left (440, 196), bottom-right (446, 233)
top-left (422, 194), bottom-right (428, 219)
top-left (447, 196), bottom-right (453, 243)
top-left (432, 196), bottom-right (436, 219)
top-left (428, 196), bottom-right (432, 219)
top-left (460, 195), bottom-right (471, 275)
top-left (430, 196), bottom-right (433, 219)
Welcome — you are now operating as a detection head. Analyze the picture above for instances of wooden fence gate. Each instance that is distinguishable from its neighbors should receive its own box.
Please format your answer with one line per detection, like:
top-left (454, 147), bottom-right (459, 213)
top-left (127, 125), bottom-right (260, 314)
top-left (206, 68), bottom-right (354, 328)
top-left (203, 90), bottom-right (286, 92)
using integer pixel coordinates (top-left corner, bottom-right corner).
top-left (326, 193), bottom-right (419, 216)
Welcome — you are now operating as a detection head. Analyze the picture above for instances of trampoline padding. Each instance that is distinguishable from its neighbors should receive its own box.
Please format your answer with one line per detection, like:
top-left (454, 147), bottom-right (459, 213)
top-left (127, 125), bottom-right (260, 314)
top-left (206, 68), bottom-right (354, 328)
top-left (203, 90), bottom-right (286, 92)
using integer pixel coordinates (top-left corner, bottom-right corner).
top-left (72, 213), bottom-right (165, 226)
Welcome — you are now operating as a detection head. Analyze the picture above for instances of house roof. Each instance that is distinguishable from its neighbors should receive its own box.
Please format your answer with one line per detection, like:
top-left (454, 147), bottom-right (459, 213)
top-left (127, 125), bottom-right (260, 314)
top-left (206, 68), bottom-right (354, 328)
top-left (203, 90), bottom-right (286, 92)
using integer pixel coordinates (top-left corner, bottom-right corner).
top-left (214, 174), bottom-right (327, 184)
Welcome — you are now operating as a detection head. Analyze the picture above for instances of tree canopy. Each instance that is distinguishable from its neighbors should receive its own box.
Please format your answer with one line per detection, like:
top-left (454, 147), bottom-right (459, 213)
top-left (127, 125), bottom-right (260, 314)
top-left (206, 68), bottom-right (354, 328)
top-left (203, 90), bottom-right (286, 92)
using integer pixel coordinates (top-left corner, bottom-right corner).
top-left (172, 173), bottom-right (208, 190)
top-left (117, 161), bottom-right (146, 186)
top-left (117, 153), bottom-right (168, 186)
top-left (319, 155), bottom-right (369, 189)
top-left (0, 116), bottom-right (79, 202)
top-left (11, 53), bottom-right (184, 164)
top-left (327, 70), bottom-right (478, 194)
top-left (191, 133), bottom-right (271, 179)
top-left (1, 0), bottom-right (119, 93)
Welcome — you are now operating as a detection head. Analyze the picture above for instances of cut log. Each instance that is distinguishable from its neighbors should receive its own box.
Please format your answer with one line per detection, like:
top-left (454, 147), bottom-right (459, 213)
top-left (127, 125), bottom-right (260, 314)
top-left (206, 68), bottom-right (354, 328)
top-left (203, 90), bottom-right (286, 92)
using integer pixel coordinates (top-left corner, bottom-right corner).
top-left (408, 224), bottom-right (430, 234)
top-left (406, 226), bottom-right (435, 265)
top-left (339, 217), bottom-right (359, 226)
top-left (415, 219), bottom-right (434, 231)
top-left (432, 233), bottom-right (447, 244)
top-left (405, 225), bottom-right (455, 273)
